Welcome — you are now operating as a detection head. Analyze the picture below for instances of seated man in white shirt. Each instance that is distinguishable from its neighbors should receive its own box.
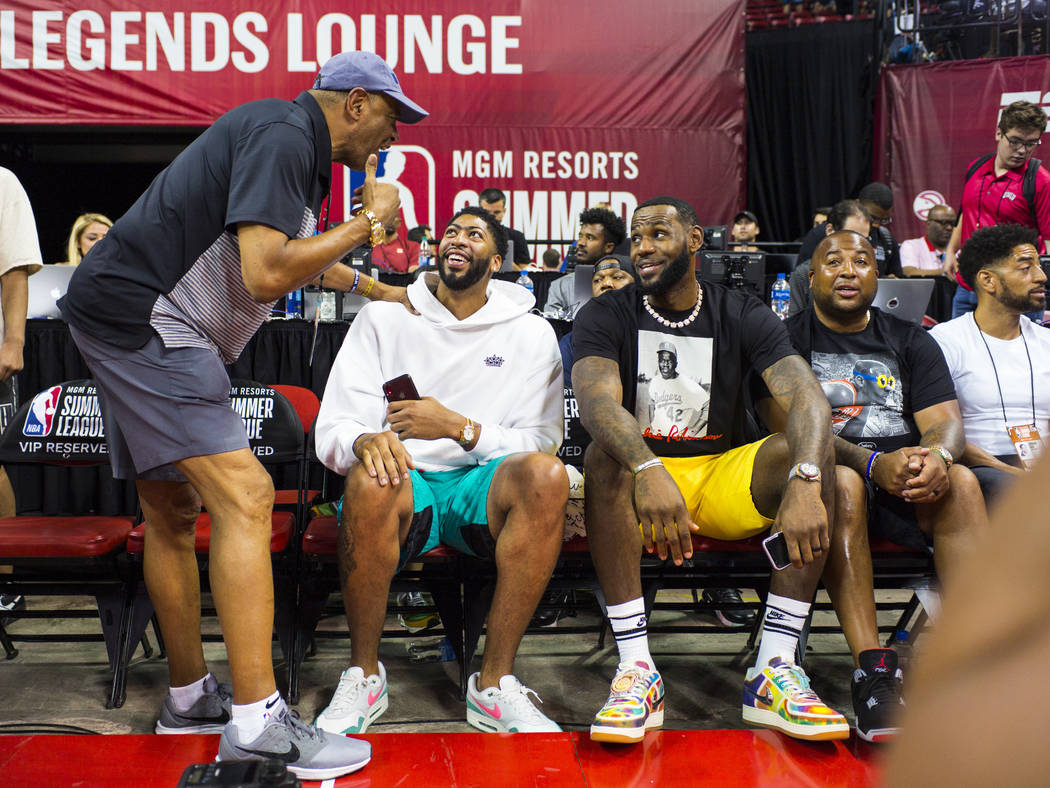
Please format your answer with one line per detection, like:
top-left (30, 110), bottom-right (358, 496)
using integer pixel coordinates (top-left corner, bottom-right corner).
top-left (900, 205), bottom-right (956, 279)
top-left (313, 206), bottom-right (568, 735)
top-left (930, 223), bottom-right (1050, 502)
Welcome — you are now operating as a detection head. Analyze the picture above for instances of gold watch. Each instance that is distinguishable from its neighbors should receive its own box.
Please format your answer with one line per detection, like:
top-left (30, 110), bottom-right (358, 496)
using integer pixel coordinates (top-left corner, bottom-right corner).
top-left (362, 209), bottom-right (385, 246)
top-left (457, 419), bottom-right (476, 446)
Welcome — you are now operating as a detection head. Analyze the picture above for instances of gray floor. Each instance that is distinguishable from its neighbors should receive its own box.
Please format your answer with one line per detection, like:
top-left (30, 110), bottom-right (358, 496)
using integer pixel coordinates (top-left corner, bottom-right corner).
top-left (0, 588), bottom-right (915, 736)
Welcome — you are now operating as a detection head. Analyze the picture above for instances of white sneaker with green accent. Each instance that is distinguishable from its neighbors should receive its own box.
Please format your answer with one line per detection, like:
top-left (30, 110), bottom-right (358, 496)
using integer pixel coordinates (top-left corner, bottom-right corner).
top-left (465, 673), bottom-right (561, 733)
top-left (315, 663), bottom-right (388, 735)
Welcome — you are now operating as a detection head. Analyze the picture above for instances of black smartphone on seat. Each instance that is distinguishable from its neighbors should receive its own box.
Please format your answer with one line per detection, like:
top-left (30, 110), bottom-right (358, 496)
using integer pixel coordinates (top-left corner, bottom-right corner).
top-left (383, 374), bottom-right (420, 402)
top-left (762, 530), bottom-right (792, 571)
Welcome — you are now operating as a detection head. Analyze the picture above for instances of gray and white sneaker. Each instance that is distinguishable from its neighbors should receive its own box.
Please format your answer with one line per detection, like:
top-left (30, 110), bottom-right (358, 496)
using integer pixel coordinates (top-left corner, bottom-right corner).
top-left (155, 675), bottom-right (233, 734)
top-left (217, 700), bottom-right (371, 781)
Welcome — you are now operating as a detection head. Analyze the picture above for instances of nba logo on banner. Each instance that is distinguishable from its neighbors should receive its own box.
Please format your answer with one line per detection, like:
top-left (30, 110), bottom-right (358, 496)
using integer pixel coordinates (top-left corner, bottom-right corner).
top-left (23, 385), bottom-right (61, 437)
top-left (340, 145), bottom-right (436, 231)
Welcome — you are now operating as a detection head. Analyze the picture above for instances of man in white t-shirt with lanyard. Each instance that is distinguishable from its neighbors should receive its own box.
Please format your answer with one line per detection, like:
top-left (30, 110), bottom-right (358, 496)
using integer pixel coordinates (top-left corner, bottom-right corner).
top-left (931, 224), bottom-right (1050, 502)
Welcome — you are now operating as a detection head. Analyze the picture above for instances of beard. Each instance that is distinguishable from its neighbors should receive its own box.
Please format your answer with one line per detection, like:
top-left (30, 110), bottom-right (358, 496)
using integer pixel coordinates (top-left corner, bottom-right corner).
top-left (438, 251), bottom-right (490, 291)
top-left (996, 275), bottom-right (1047, 313)
top-left (638, 245), bottom-right (695, 296)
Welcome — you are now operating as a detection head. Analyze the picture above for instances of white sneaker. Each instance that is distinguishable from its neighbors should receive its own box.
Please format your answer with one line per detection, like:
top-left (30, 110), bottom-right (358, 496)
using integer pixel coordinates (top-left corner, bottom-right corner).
top-left (315, 663), bottom-right (388, 735)
top-left (465, 673), bottom-right (561, 733)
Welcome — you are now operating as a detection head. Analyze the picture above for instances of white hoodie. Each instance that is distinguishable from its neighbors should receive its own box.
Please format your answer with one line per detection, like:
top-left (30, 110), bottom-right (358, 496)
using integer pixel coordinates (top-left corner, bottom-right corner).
top-left (315, 274), bottom-right (564, 475)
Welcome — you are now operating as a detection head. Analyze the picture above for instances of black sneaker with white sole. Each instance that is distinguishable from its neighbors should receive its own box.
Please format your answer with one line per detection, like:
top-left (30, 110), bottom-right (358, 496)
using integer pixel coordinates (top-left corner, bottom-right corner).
top-left (155, 675), bottom-right (233, 734)
top-left (218, 700), bottom-right (371, 781)
top-left (702, 588), bottom-right (758, 628)
top-left (851, 648), bottom-right (905, 743)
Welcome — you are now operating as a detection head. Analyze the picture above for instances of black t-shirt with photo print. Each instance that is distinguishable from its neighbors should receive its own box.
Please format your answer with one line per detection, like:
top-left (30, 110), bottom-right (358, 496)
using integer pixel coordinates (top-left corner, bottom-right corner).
top-left (572, 281), bottom-right (797, 457)
top-left (781, 307), bottom-right (956, 453)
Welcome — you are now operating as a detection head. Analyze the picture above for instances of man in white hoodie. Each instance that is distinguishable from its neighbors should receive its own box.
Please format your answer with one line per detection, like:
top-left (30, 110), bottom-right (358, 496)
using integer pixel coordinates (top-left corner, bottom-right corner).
top-left (314, 206), bottom-right (568, 734)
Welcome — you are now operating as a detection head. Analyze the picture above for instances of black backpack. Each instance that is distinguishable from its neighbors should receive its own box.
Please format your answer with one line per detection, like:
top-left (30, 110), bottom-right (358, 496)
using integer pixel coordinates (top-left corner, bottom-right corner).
top-left (964, 153), bottom-right (1041, 224)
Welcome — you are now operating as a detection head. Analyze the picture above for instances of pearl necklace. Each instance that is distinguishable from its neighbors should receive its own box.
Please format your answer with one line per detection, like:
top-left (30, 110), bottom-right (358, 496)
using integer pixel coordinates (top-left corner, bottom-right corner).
top-left (643, 283), bottom-right (704, 329)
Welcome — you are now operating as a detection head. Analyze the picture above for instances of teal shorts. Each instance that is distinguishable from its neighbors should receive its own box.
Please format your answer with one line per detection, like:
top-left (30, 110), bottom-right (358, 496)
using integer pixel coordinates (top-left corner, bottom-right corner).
top-left (338, 455), bottom-right (510, 569)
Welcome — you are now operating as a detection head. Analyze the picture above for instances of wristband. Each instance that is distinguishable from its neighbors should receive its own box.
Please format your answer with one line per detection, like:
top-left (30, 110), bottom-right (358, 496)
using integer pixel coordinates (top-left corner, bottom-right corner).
top-left (865, 451), bottom-right (881, 482)
top-left (360, 276), bottom-right (375, 298)
top-left (632, 458), bottom-right (663, 476)
top-left (350, 269), bottom-right (360, 294)
top-left (363, 209), bottom-right (385, 246)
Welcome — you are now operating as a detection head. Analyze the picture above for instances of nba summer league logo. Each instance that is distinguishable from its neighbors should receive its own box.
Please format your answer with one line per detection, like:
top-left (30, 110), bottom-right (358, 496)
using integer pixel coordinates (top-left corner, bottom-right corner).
top-left (22, 385), bottom-right (61, 437)
top-left (342, 145), bottom-right (436, 231)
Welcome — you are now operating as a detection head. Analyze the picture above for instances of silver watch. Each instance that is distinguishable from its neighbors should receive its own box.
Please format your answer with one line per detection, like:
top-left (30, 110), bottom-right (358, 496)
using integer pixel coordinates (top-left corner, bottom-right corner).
top-left (787, 462), bottom-right (822, 484)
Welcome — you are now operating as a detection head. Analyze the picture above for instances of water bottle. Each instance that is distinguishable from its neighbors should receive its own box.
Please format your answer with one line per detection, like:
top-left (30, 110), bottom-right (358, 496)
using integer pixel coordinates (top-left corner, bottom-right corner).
top-left (285, 288), bottom-right (303, 319)
top-left (418, 236), bottom-right (431, 267)
top-left (770, 272), bottom-right (790, 320)
top-left (516, 269), bottom-right (534, 295)
top-left (894, 629), bottom-right (912, 673)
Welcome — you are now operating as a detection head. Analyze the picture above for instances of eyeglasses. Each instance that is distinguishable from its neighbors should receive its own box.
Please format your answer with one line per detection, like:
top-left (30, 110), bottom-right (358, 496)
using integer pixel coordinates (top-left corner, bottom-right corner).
top-left (1004, 135), bottom-right (1041, 151)
top-left (855, 371), bottom-right (897, 390)
top-left (927, 217), bottom-right (957, 227)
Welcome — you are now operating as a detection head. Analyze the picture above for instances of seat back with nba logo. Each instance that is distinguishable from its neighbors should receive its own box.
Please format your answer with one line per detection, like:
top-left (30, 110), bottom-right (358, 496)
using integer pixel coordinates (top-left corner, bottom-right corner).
top-left (0, 379), bottom-right (142, 708)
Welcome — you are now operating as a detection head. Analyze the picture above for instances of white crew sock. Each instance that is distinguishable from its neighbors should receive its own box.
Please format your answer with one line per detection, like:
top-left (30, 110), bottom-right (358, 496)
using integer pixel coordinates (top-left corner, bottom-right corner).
top-left (607, 598), bottom-right (654, 669)
top-left (755, 592), bottom-right (811, 668)
top-left (231, 691), bottom-right (283, 744)
top-left (169, 673), bottom-right (212, 712)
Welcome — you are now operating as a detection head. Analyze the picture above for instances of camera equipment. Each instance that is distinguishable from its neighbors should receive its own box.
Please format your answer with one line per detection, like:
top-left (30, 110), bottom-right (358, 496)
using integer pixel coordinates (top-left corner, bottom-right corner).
top-left (701, 225), bottom-right (728, 251)
top-left (698, 251), bottom-right (766, 299)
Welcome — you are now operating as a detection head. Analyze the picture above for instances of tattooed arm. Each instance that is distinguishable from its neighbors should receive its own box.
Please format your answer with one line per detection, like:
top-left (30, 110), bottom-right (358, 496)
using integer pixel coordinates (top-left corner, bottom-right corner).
top-left (573, 355), bottom-right (699, 564)
top-left (760, 354), bottom-right (834, 565)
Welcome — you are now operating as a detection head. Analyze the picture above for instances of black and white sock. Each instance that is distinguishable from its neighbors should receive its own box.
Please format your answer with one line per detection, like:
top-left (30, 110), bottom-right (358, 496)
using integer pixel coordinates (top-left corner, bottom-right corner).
top-left (755, 593), bottom-right (810, 667)
top-left (607, 598), bottom-right (654, 669)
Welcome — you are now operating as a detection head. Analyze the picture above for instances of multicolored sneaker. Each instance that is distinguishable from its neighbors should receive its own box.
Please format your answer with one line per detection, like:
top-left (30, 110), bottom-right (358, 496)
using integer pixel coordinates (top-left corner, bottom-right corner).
top-left (589, 662), bottom-right (665, 744)
top-left (466, 673), bottom-right (561, 732)
top-left (742, 657), bottom-right (850, 741)
top-left (397, 591), bottom-right (440, 634)
top-left (314, 663), bottom-right (388, 735)
top-left (852, 648), bottom-right (905, 743)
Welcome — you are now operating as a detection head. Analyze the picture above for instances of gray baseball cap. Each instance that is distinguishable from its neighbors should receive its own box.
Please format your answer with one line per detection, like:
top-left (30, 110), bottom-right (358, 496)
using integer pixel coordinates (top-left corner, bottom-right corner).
top-left (313, 52), bottom-right (428, 124)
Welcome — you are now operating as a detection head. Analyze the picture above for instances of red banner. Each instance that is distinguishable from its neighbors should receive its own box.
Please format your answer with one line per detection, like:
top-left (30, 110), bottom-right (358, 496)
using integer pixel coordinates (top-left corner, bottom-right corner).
top-left (874, 55), bottom-right (1050, 243)
top-left (0, 1), bottom-right (745, 262)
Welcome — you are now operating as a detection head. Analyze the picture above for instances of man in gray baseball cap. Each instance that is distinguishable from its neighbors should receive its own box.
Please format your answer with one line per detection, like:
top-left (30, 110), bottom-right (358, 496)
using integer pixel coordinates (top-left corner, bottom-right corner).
top-left (58, 50), bottom-right (428, 781)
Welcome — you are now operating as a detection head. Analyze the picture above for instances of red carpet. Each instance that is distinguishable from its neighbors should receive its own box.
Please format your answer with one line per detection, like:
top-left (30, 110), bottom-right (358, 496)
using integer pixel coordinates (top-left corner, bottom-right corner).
top-left (0, 730), bottom-right (883, 786)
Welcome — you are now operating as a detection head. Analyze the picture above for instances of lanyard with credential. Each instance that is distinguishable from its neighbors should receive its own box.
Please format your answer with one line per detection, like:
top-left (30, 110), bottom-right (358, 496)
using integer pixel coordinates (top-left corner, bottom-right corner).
top-left (309, 192), bottom-right (332, 367)
top-left (972, 315), bottom-right (1036, 429)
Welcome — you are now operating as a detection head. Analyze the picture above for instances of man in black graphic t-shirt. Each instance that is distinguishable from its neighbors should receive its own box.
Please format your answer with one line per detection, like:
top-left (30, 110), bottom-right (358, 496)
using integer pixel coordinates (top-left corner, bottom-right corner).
top-left (755, 230), bottom-right (989, 742)
top-left (573, 196), bottom-right (848, 745)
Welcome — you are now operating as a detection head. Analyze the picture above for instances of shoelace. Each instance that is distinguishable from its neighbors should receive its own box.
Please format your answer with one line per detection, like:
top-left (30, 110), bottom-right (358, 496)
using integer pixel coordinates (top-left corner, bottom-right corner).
top-left (279, 708), bottom-right (321, 742)
top-left (770, 664), bottom-right (820, 702)
top-left (863, 671), bottom-right (903, 706)
top-left (501, 684), bottom-right (550, 722)
top-left (328, 673), bottom-right (375, 714)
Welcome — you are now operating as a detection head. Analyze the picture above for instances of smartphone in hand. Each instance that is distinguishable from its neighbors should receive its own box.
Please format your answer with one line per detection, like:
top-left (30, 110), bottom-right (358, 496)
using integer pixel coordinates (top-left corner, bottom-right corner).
top-left (383, 374), bottom-right (421, 402)
top-left (762, 530), bottom-right (792, 571)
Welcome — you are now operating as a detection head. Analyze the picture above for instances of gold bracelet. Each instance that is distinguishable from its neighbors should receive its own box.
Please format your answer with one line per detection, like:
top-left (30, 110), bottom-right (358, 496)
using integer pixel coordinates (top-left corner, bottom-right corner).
top-left (360, 276), bottom-right (375, 298)
top-left (363, 210), bottom-right (385, 246)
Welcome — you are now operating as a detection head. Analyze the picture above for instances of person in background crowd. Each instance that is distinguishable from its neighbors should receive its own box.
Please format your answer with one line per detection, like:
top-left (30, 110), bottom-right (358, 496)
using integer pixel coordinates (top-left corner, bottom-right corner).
top-left (406, 225), bottom-right (434, 245)
top-left (931, 224), bottom-right (1050, 503)
top-left (545, 207), bottom-right (628, 318)
top-left (900, 205), bottom-right (956, 278)
top-left (945, 100), bottom-right (1050, 320)
top-left (0, 166), bottom-right (43, 620)
top-left (58, 213), bottom-right (113, 266)
top-left (757, 230), bottom-right (987, 742)
top-left (789, 200), bottom-right (871, 315)
top-left (812, 206), bottom-right (831, 228)
top-left (573, 196), bottom-right (848, 745)
top-left (313, 206), bottom-right (566, 735)
top-left (479, 188), bottom-right (531, 269)
top-left (730, 211), bottom-right (761, 252)
top-left (56, 50), bottom-right (428, 780)
top-left (370, 215), bottom-right (420, 274)
top-left (856, 183), bottom-right (903, 279)
top-left (541, 248), bottom-right (563, 271)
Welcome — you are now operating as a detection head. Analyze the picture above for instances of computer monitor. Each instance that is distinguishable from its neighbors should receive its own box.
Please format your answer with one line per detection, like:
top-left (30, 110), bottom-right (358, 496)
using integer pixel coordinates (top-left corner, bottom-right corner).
top-left (698, 251), bottom-right (766, 299)
top-left (701, 225), bottom-right (728, 251)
